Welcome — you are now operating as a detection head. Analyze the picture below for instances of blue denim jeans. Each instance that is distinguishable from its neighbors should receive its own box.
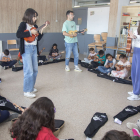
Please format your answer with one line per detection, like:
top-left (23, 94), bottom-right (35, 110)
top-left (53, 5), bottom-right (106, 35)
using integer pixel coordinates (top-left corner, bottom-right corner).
top-left (65, 42), bottom-right (79, 66)
top-left (0, 110), bottom-right (9, 123)
top-left (131, 47), bottom-right (140, 95)
top-left (22, 45), bottom-right (38, 92)
top-left (97, 66), bottom-right (112, 74)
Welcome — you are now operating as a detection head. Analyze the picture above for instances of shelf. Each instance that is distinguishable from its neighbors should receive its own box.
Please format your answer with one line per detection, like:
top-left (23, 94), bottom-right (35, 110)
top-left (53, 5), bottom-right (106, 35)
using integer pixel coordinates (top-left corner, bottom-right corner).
top-left (121, 25), bottom-right (138, 27)
top-left (122, 16), bottom-right (140, 17)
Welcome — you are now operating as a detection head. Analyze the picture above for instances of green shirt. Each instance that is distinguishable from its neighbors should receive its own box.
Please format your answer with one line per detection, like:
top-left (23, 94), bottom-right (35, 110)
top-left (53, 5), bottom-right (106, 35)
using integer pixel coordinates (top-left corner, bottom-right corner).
top-left (97, 54), bottom-right (106, 64)
top-left (62, 20), bottom-right (78, 43)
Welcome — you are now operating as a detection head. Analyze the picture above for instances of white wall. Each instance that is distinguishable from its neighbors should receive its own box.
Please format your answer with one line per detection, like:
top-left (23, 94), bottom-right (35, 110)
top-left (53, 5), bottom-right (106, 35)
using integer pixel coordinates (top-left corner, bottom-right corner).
top-left (87, 7), bottom-right (110, 34)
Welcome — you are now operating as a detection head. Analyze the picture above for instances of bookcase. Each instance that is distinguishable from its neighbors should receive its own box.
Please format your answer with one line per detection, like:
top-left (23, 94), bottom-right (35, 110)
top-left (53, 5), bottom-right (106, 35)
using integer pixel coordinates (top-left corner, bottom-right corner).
top-left (118, 6), bottom-right (140, 52)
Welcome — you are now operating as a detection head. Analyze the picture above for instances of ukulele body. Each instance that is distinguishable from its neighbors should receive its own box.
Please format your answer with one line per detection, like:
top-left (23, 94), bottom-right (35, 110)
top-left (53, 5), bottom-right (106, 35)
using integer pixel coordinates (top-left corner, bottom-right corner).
top-left (126, 38), bottom-right (132, 53)
top-left (2, 56), bottom-right (10, 62)
top-left (24, 27), bottom-right (39, 43)
top-left (69, 30), bottom-right (77, 38)
top-left (116, 65), bottom-right (124, 71)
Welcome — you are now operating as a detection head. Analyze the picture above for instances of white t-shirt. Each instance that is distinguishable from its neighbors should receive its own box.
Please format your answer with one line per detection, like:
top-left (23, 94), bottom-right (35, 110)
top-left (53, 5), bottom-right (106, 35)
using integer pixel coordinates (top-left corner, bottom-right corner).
top-left (104, 58), bottom-right (116, 69)
top-left (24, 23), bottom-right (37, 45)
top-left (0, 52), bottom-right (11, 60)
top-left (117, 60), bottom-right (131, 73)
top-left (132, 30), bottom-right (140, 48)
top-left (89, 52), bottom-right (97, 57)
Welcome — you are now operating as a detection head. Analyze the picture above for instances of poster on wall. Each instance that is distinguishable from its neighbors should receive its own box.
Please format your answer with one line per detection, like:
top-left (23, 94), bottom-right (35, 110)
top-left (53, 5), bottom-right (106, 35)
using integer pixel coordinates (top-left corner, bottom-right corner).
top-left (87, 7), bottom-right (110, 34)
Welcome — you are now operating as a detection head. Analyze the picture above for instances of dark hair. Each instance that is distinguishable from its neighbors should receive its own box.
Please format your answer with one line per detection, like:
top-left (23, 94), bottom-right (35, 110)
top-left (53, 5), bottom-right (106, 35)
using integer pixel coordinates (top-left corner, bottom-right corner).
top-left (106, 53), bottom-right (113, 58)
top-left (66, 10), bottom-right (74, 17)
top-left (22, 8), bottom-right (38, 25)
top-left (101, 130), bottom-right (132, 140)
top-left (99, 50), bottom-right (104, 55)
top-left (89, 48), bottom-right (94, 51)
top-left (119, 54), bottom-right (126, 59)
top-left (10, 97), bottom-right (55, 140)
top-left (52, 43), bottom-right (57, 48)
top-left (4, 49), bottom-right (9, 55)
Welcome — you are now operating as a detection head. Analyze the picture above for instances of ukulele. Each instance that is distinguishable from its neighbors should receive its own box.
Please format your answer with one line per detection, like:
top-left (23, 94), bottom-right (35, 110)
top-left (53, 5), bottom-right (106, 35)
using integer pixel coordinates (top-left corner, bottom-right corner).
top-left (39, 47), bottom-right (45, 55)
top-left (116, 65), bottom-right (125, 71)
top-left (24, 21), bottom-right (50, 43)
top-left (13, 103), bottom-right (25, 112)
top-left (1, 56), bottom-right (11, 62)
top-left (126, 18), bottom-right (132, 53)
top-left (69, 28), bottom-right (87, 38)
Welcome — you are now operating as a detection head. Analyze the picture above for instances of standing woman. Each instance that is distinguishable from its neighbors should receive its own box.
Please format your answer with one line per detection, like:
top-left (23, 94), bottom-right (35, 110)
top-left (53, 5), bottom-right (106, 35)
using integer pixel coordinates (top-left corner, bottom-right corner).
top-left (127, 23), bottom-right (140, 101)
top-left (16, 8), bottom-right (47, 98)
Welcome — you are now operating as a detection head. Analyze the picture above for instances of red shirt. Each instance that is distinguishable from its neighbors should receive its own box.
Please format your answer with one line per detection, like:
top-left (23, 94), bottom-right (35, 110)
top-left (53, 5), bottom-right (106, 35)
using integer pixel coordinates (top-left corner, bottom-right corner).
top-left (13, 127), bottom-right (58, 140)
top-left (18, 52), bottom-right (22, 59)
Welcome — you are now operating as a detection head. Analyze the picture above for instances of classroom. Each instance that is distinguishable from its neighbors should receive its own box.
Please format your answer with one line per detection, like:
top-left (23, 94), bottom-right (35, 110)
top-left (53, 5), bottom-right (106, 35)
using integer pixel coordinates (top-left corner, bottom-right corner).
top-left (0, 0), bottom-right (140, 140)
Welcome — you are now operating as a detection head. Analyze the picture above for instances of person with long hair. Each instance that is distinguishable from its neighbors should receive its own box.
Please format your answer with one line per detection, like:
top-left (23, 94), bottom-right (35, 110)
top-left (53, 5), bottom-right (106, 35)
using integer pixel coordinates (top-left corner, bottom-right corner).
top-left (127, 22), bottom-right (140, 101)
top-left (16, 8), bottom-right (48, 98)
top-left (10, 97), bottom-right (73, 140)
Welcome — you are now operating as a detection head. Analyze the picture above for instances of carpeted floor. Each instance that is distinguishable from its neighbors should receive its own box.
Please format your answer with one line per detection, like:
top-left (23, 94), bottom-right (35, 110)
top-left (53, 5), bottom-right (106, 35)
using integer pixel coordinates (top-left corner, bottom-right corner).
top-left (0, 54), bottom-right (139, 140)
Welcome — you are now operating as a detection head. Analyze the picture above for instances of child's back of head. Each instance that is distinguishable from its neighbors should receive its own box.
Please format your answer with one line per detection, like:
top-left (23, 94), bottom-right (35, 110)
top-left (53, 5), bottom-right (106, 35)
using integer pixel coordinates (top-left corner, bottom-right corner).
top-left (101, 130), bottom-right (132, 140)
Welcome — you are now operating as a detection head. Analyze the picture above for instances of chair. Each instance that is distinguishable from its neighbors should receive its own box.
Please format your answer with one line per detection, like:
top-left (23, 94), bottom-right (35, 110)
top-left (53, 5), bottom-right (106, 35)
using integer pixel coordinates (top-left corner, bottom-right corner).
top-left (88, 34), bottom-right (106, 52)
top-left (7, 40), bottom-right (19, 51)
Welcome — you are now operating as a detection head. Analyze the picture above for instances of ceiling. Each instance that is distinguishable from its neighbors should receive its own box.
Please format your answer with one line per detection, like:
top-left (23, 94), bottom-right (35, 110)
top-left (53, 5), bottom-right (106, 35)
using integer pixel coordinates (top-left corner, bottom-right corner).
top-left (73, 0), bottom-right (140, 7)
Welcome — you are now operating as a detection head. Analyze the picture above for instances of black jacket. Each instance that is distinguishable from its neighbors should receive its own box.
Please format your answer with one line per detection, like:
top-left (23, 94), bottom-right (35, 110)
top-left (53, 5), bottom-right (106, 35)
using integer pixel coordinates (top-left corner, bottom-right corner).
top-left (16, 22), bottom-right (43, 55)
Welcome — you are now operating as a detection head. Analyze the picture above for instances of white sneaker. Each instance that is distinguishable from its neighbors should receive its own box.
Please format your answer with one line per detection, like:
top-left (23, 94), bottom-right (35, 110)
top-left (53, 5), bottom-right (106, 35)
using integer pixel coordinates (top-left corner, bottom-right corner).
top-left (74, 65), bottom-right (82, 72)
top-left (24, 92), bottom-right (36, 98)
top-left (65, 66), bottom-right (70, 72)
top-left (32, 88), bottom-right (38, 93)
top-left (127, 94), bottom-right (140, 101)
top-left (128, 91), bottom-right (134, 96)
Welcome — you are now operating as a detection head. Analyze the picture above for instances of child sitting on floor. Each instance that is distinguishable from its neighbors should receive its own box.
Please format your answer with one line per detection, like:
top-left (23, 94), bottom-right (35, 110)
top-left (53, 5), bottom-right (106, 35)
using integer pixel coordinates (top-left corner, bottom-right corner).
top-left (0, 49), bottom-right (17, 70)
top-left (48, 43), bottom-right (62, 61)
top-left (97, 53), bottom-right (116, 74)
top-left (11, 97), bottom-right (73, 140)
top-left (91, 50), bottom-right (106, 69)
top-left (82, 48), bottom-right (97, 64)
top-left (111, 54), bottom-right (131, 79)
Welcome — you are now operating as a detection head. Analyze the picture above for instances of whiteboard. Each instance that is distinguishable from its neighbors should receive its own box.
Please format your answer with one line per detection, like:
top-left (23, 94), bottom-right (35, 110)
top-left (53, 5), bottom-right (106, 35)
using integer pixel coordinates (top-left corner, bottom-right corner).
top-left (87, 7), bottom-right (110, 34)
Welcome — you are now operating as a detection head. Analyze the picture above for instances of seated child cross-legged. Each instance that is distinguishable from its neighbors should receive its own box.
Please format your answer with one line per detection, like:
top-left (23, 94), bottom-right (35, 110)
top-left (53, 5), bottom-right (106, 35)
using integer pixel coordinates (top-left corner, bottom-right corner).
top-left (82, 48), bottom-right (97, 64)
top-left (91, 50), bottom-right (106, 69)
top-left (49, 43), bottom-right (62, 61)
top-left (0, 49), bottom-right (17, 70)
top-left (97, 53), bottom-right (116, 74)
top-left (111, 54), bottom-right (131, 79)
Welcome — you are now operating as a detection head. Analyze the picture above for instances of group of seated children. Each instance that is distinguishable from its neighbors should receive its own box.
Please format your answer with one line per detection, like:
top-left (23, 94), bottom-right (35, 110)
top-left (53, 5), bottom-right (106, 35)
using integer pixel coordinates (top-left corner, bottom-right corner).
top-left (0, 43), bottom-right (62, 70)
top-left (83, 48), bottom-right (131, 79)
top-left (0, 49), bottom-right (17, 70)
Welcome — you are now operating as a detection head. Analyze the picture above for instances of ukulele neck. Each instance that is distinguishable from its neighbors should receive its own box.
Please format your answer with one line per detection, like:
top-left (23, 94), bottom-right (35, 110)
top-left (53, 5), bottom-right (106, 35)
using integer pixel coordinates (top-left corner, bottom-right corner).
top-left (36, 24), bottom-right (45, 32)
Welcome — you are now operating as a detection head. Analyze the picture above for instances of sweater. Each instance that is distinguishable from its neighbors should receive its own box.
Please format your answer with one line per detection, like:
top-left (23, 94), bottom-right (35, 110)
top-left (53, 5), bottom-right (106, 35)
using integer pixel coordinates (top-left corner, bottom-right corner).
top-left (13, 127), bottom-right (59, 140)
top-left (16, 22), bottom-right (43, 55)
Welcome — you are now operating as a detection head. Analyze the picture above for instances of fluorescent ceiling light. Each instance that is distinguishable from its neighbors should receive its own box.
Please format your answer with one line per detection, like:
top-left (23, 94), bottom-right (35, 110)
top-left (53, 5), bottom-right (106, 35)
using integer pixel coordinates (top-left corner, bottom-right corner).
top-left (130, 1), bottom-right (137, 3)
top-left (74, 5), bottom-right (80, 7)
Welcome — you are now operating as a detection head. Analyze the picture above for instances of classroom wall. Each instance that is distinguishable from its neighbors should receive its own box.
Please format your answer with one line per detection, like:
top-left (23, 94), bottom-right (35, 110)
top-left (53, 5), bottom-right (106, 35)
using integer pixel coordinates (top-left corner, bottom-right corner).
top-left (0, 0), bottom-right (72, 33)
top-left (0, 0), bottom-right (72, 55)
top-left (0, 33), bottom-right (65, 55)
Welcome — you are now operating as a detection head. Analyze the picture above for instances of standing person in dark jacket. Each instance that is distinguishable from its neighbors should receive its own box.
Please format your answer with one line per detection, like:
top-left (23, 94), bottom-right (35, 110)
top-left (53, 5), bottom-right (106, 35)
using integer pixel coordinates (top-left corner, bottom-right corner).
top-left (16, 8), bottom-right (47, 98)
